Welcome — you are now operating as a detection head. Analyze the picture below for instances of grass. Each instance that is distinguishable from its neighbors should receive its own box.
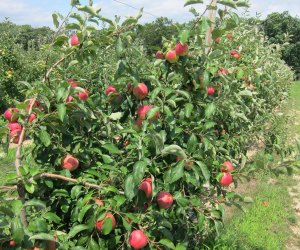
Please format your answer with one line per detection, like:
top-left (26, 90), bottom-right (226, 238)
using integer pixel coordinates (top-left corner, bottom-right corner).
top-left (216, 175), bottom-right (295, 250)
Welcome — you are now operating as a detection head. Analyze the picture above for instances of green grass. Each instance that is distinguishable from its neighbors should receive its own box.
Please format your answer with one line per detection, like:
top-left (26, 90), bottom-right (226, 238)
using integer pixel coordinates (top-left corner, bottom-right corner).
top-left (290, 81), bottom-right (300, 109)
top-left (216, 175), bottom-right (294, 250)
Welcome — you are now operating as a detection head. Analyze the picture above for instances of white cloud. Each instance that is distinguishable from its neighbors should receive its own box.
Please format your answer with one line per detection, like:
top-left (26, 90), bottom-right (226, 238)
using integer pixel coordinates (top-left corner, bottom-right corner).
top-left (0, 0), bottom-right (52, 26)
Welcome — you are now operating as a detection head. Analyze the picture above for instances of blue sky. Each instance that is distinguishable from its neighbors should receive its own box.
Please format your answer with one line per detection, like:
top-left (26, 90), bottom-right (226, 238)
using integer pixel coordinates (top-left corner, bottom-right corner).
top-left (0, 0), bottom-right (299, 27)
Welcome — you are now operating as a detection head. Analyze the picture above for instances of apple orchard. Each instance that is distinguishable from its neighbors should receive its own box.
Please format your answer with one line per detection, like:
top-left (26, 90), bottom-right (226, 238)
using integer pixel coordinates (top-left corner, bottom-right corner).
top-left (0, 0), bottom-right (294, 249)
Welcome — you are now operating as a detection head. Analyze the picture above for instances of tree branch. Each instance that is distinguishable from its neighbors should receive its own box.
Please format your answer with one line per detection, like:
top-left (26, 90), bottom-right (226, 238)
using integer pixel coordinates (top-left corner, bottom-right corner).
top-left (31, 173), bottom-right (101, 190)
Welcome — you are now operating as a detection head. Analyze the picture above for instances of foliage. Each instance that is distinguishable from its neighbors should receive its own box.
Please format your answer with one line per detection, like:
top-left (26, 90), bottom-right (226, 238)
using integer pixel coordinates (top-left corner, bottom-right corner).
top-left (0, 20), bottom-right (53, 113)
top-left (262, 11), bottom-right (300, 78)
top-left (0, 0), bottom-right (295, 249)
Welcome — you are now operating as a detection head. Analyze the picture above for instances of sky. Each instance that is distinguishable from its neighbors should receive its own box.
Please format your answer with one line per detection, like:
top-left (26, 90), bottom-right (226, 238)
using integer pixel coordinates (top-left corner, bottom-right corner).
top-left (0, 0), bottom-right (299, 28)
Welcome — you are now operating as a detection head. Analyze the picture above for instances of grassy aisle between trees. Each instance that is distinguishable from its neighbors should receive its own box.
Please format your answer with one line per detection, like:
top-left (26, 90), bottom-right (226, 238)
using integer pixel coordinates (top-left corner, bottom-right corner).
top-left (212, 81), bottom-right (300, 250)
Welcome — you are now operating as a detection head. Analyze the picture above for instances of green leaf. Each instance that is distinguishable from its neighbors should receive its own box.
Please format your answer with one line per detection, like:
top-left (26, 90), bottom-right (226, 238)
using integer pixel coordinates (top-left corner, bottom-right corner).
top-left (25, 183), bottom-right (35, 194)
top-left (44, 212), bottom-right (61, 223)
top-left (24, 199), bottom-right (46, 208)
top-left (54, 35), bottom-right (69, 46)
top-left (124, 174), bottom-right (136, 200)
top-left (203, 71), bottom-right (210, 86)
top-left (147, 106), bottom-right (160, 120)
top-left (71, 0), bottom-right (80, 6)
top-left (78, 205), bottom-right (92, 223)
top-left (218, 0), bottom-right (237, 9)
top-left (175, 244), bottom-right (187, 250)
top-left (184, 103), bottom-right (193, 118)
top-left (239, 90), bottom-right (253, 97)
top-left (66, 23), bottom-right (81, 30)
top-left (133, 161), bottom-right (147, 185)
top-left (57, 104), bottom-right (67, 122)
top-left (30, 233), bottom-right (55, 241)
top-left (159, 239), bottom-right (175, 249)
top-left (169, 162), bottom-right (184, 184)
top-left (209, 50), bottom-right (223, 59)
top-left (68, 60), bottom-right (79, 68)
top-left (179, 30), bottom-right (190, 44)
top-left (12, 218), bottom-right (24, 243)
top-left (236, 1), bottom-right (250, 7)
top-left (109, 112), bottom-right (123, 120)
top-left (161, 145), bottom-right (187, 159)
top-left (196, 161), bottom-right (210, 181)
top-left (187, 134), bottom-right (198, 154)
top-left (102, 143), bottom-right (120, 154)
top-left (52, 13), bottom-right (59, 28)
top-left (69, 224), bottom-right (89, 238)
top-left (101, 216), bottom-right (113, 235)
top-left (116, 37), bottom-right (123, 57)
top-left (77, 5), bottom-right (101, 16)
top-left (184, 0), bottom-right (204, 7)
top-left (205, 103), bottom-right (216, 118)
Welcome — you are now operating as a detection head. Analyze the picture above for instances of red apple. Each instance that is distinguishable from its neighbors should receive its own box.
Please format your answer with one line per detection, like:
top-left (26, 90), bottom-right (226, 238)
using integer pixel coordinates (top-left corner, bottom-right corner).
top-left (175, 42), bottom-right (188, 56)
top-left (105, 85), bottom-right (117, 95)
top-left (10, 129), bottom-right (21, 144)
top-left (176, 157), bottom-right (193, 170)
top-left (7, 122), bottom-right (22, 132)
top-left (221, 161), bottom-right (234, 172)
top-left (165, 50), bottom-right (178, 63)
top-left (28, 113), bottom-right (37, 123)
top-left (78, 89), bottom-right (89, 100)
top-left (71, 83), bottom-right (79, 88)
top-left (139, 178), bottom-right (152, 198)
top-left (61, 155), bottom-right (79, 171)
top-left (227, 33), bottom-right (233, 39)
top-left (233, 53), bottom-right (241, 59)
top-left (67, 78), bottom-right (77, 84)
top-left (136, 118), bottom-right (143, 128)
top-left (4, 108), bottom-right (19, 122)
top-left (220, 173), bottom-right (233, 186)
top-left (207, 87), bottom-right (215, 96)
top-left (9, 240), bottom-right (16, 246)
top-left (129, 230), bottom-right (148, 250)
top-left (70, 34), bottom-right (79, 46)
top-left (215, 37), bottom-right (221, 44)
top-left (66, 96), bottom-right (74, 102)
top-left (155, 51), bottom-right (164, 59)
top-left (157, 191), bottom-right (173, 209)
top-left (133, 83), bottom-right (148, 100)
top-left (217, 69), bottom-right (228, 75)
top-left (96, 212), bottom-right (116, 231)
top-left (127, 83), bottom-right (134, 93)
top-left (95, 198), bottom-right (104, 206)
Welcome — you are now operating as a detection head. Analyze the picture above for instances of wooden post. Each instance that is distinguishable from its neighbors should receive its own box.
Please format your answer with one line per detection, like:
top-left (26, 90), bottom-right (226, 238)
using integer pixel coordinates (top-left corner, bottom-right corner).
top-left (205, 0), bottom-right (217, 54)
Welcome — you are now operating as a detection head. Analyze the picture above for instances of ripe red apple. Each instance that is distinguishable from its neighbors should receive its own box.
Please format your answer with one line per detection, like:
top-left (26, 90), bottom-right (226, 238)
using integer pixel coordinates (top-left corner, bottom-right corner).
top-left (129, 230), bottom-right (148, 250)
top-left (4, 108), bottom-right (19, 122)
top-left (220, 173), bottom-right (233, 186)
top-left (217, 69), bottom-right (228, 75)
top-left (139, 178), bottom-right (152, 198)
top-left (175, 42), bottom-right (188, 56)
top-left (28, 113), bottom-right (37, 123)
top-left (227, 33), bottom-right (233, 39)
top-left (78, 89), bottom-right (89, 100)
top-left (7, 122), bottom-right (22, 132)
top-left (10, 129), bottom-right (21, 144)
top-left (67, 78), bottom-right (77, 84)
top-left (157, 192), bottom-right (173, 209)
top-left (233, 53), bottom-right (241, 59)
top-left (66, 96), bottom-right (74, 102)
top-left (215, 37), bottom-right (221, 44)
top-left (61, 155), bottom-right (79, 171)
top-left (136, 118), bottom-right (143, 128)
top-left (221, 161), bottom-right (234, 172)
top-left (105, 85), bottom-right (117, 95)
top-left (165, 50), bottom-right (178, 63)
top-left (95, 198), bottom-right (104, 206)
top-left (207, 87), bottom-right (215, 96)
top-left (25, 99), bottom-right (43, 111)
top-left (9, 240), bottom-right (16, 246)
top-left (96, 212), bottom-right (116, 231)
top-left (133, 83), bottom-right (148, 100)
top-left (70, 34), bottom-right (79, 46)
top-left (155, 51), bottom-right (165, 59)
